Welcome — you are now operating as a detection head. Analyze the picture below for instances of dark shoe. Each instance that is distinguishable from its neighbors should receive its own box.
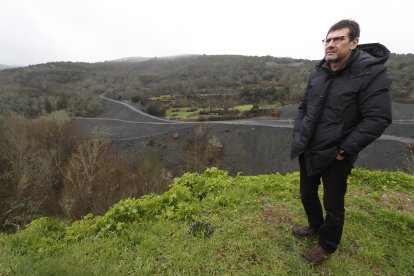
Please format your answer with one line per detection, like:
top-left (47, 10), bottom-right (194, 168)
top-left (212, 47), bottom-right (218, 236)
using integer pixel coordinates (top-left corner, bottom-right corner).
top-left (302, 244), bottom-right (330, 265)
top-left (292, 225), bottom-right (317, 238)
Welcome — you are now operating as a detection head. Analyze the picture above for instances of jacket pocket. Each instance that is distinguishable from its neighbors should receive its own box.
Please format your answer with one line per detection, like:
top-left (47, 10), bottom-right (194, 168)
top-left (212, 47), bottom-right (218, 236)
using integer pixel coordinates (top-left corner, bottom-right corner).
top-left (310, 146), bottom-right (338, 172)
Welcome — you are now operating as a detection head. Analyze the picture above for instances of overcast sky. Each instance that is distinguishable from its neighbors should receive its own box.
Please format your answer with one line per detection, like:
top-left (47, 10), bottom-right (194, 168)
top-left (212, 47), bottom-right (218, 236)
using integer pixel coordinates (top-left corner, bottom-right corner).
top-left (1, 0), bottom-right (413, 66)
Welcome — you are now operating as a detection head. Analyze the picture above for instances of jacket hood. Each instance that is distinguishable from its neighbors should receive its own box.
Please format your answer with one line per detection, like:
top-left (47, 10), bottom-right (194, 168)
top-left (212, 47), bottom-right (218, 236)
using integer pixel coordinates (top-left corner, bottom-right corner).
top-left (356, 43), bottom-right (390, 65)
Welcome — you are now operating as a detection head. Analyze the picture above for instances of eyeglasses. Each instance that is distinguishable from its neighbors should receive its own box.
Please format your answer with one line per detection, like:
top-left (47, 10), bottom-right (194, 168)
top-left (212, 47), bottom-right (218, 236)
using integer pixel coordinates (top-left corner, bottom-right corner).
top-left (322, 36), bottom-right (350, 46)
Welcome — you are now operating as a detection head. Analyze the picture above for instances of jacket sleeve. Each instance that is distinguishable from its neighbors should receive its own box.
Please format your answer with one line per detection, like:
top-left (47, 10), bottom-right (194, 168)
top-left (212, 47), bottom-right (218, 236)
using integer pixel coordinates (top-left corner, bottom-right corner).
top-left (293, 72), bottom-right (314, 134)
top-left (293, 88), bottom-right (308, 133)
top-left (339, 65), bottom-right (392, 155)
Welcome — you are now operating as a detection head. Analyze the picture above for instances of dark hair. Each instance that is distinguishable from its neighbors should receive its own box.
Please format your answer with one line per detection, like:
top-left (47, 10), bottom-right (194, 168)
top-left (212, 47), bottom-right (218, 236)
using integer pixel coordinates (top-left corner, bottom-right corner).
top-left (327, 19), bottom-right (360, 40)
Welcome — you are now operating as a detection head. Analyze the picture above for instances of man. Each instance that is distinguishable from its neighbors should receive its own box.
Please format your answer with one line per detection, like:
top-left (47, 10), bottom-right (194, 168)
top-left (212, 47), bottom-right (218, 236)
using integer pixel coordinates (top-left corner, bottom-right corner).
top-left (290, 19), bottom-right (392, 265)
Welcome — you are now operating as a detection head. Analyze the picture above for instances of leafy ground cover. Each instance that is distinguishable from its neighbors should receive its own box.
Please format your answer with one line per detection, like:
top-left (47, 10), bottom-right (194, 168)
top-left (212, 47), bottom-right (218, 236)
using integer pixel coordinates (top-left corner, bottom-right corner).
top-left (165, 103), bottom-right (281, 121)
top-left (0, 168), bottom-right (413, 275)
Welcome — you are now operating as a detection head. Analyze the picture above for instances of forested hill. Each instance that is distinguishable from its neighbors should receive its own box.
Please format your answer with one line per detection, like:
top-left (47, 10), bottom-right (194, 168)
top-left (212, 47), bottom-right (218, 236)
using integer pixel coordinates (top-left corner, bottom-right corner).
top-left (0, 54), bottom-right (413, 118)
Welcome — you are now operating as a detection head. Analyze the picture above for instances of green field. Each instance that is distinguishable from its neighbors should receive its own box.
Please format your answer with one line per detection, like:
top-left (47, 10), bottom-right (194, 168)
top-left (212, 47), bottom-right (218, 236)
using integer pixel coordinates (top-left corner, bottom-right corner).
top-left (1, 168), bottom-right (413, 275)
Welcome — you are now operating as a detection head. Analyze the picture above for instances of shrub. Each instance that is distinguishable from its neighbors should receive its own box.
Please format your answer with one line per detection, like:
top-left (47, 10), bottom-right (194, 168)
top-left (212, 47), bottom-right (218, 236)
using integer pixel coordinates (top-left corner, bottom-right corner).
top-left (145, 102), bottom-right (166, 117)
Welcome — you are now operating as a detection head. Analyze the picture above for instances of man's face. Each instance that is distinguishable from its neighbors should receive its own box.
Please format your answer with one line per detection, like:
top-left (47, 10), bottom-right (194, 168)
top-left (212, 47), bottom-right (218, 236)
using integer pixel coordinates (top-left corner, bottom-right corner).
top-left (324, 28), bottom-right (359, 63)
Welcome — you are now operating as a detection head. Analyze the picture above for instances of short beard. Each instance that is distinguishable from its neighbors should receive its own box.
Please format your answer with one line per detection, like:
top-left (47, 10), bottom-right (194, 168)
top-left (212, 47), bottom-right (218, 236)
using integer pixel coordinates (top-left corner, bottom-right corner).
top-left (325, 53), bottom-right (339, 62)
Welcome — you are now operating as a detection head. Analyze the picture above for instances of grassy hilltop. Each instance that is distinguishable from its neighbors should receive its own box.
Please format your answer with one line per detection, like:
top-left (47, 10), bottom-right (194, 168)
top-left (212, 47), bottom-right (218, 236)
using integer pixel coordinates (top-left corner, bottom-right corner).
top-left (0, 168), bottom-right (413, 275)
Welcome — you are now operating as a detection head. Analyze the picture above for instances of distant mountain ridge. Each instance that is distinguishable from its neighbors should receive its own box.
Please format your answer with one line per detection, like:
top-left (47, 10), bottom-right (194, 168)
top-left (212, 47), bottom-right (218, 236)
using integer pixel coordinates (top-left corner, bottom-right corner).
top-left (109, 57), bottom-right (152, 63)
top-left (0, 64), bottom-right (17, 70)
top-left (109, 54), bottom-right (198, 63)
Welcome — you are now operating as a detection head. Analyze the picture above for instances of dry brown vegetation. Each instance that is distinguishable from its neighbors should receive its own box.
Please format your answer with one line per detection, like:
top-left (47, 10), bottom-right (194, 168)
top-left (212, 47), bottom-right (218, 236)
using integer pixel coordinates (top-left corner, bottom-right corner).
top-left (0, 114), bottom-right (160, 231)
top-left (0, 113), bottom-right (76, 231)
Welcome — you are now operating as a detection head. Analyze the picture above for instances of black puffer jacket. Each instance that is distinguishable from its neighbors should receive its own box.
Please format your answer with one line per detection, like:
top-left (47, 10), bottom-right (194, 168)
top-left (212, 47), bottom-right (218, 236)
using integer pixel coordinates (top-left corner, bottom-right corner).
top-left (291, 43), bottom-right (392, 176)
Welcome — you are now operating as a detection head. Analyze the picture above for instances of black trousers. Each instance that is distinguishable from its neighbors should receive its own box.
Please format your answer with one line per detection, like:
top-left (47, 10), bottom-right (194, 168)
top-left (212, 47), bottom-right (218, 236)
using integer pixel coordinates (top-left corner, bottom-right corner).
top-left (299, 155), bottom-right (352, 253)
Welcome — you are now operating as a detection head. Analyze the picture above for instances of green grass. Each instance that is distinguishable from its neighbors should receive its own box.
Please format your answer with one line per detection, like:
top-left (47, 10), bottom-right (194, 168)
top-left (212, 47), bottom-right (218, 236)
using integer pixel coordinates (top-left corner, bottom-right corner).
top-left (229, 104), bottom-right (253, 111)
top-left (1, 168), bottom-right (413, 275)
top-left (165, 107), bottom-right (203, 120)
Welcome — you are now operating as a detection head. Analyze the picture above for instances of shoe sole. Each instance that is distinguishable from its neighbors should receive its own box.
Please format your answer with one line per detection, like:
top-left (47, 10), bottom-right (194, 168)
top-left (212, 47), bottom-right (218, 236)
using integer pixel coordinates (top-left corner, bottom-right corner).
top-left (292, 229), bottom-right (316, 238)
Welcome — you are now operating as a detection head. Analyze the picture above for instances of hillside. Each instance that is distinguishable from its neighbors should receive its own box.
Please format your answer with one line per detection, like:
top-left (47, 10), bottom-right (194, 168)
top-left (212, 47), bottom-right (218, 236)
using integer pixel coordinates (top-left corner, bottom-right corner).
top-left (0, 53), bottom-right (413, 119)
top-left (0, 168), bottom-right (413, 274)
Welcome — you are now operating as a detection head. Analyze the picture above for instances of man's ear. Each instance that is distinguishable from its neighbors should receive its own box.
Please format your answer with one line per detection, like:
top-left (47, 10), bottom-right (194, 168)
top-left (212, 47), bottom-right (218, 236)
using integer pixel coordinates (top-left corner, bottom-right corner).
top-left (351, 37), bottom-right (359, 50)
